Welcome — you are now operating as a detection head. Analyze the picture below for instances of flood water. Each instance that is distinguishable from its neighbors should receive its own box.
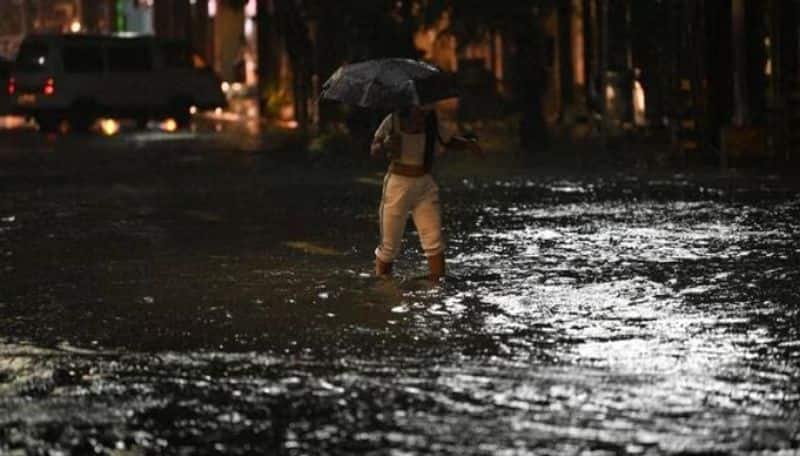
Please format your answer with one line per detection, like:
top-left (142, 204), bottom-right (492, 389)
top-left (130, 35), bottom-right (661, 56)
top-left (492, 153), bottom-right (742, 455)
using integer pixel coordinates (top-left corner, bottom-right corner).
top-left (1, 169), bottom-right (799, 454)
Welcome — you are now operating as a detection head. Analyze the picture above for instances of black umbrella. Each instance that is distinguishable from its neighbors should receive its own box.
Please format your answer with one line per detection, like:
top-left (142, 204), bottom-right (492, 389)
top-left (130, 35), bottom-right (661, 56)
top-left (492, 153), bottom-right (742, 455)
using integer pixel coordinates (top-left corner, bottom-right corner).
top-left (319, 58), bottom-right (458, 110)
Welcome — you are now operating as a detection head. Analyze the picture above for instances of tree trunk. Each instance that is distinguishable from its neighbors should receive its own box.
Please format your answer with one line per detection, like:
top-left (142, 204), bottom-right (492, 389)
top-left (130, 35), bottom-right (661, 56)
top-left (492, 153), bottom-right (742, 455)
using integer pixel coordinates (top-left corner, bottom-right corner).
top-left (732, 0), bottom-right (748, 126)
top-left (154, 0), bottom-right (191, 40)
top-left (745, 0), bottom-right (767, 125)
top-left (314, 2), bottom-right (347, 129)
top-left (582, 0), bottom-right (595, 112)
top-left (274, 0), bottom-right (312, 130)
top-left (599, 0), bottom-right (609, 148)
top-left (512, 18), bottom-right (549, 153)
top-left (190, 0), bottom-right (211, 63)
top-left (257, 0), bottom-right (283, 119)
top-left (558, 1), bottom-right (575, 121)
top-left (705, 0), bottom-right (733, 149)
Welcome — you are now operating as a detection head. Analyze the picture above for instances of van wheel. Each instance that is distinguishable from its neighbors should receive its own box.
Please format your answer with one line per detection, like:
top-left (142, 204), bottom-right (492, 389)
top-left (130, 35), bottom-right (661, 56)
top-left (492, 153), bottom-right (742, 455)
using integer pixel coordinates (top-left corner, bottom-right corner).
top-left (169, 99), bottom-right (192, 129)
top-left (69, 101), bottom-right (97, 133)
top-left (35, 115), bottom-right (62, 134)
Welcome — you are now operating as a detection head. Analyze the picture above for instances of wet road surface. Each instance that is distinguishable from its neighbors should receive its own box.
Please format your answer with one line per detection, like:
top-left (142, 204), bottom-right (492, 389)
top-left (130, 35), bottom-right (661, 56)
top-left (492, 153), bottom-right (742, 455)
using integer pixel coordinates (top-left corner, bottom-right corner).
top-left (1, 137), bottom-right (799, 454)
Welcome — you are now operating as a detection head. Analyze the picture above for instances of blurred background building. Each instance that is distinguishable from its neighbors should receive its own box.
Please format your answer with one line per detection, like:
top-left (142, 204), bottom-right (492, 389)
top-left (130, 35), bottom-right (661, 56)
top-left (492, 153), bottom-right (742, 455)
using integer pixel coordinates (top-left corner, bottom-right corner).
top-left (1, 0), bottom-right (799, 167)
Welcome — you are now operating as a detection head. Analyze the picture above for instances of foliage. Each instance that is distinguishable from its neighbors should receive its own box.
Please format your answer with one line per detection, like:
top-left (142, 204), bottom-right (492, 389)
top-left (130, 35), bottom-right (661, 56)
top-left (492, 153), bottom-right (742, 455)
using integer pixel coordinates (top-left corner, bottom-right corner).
top-left (0, 2), bottom-right (24, 36)
top-left (308, 0), bottom-right (420, 61)
top-left (263, 86), bottom-right (292, 119)
top-left (308, 130), bottom-right (354, 161)
top-left (307, 128), bottom-right (383, 169)
top-left (265, 0), bottom-right (557, 130)
top-left (415, 0), bottom-right (556, 47)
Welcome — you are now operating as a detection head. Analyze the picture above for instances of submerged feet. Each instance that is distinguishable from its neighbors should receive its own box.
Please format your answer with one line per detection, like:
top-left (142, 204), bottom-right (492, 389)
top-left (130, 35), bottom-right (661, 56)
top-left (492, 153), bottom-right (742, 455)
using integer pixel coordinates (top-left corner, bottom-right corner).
top-left (375, 254), bottom-right (445, 282)
top-left (427, 253), bottom-right (445, 282)
top-left (375, 258), bottom-right (393, 277)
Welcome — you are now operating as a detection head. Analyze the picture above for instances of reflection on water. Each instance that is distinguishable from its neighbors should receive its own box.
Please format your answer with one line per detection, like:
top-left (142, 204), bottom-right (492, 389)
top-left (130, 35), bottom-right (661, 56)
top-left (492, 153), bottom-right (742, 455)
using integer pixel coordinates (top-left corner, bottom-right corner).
top-left (1, 176), bottom-right (799, 454)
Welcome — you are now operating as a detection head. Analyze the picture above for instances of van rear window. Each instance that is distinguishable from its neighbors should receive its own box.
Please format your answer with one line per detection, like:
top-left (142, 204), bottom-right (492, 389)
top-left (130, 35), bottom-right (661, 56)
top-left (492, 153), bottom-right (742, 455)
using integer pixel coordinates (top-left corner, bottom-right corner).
top-left (63, 46), bottom-right (104, 73)
top-left (16, 42), bottom-right (50, 72)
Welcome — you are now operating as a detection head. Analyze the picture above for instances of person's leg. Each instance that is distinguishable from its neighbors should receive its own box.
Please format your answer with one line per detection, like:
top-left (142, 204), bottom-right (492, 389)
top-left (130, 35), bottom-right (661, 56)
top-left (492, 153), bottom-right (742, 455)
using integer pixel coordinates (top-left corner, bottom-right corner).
top-left (375, 256), bottom-right (393, 276)
top-left (411, 176), bottom-right (445, 280)
top-left (375, 174), bottom-right (412, 277)
top-left (426, 253), bottom-right (445, 280)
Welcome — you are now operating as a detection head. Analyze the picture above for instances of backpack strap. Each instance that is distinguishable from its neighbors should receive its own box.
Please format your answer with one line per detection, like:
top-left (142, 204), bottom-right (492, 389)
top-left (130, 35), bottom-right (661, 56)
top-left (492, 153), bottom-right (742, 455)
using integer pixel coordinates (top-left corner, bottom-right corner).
top-left (423, 111), bottom-right (440, 172)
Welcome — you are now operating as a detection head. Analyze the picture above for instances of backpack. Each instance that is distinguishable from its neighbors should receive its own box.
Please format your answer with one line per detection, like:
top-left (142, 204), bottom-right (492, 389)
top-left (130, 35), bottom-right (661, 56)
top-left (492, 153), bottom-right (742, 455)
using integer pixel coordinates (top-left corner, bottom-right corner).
top-left (423, 111), bottom-right (443, 171)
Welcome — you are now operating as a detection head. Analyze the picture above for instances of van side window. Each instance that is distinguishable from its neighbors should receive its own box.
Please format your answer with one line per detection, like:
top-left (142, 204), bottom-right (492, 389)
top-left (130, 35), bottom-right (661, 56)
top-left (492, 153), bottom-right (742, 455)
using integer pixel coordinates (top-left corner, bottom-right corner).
top-left (0, 60), bottom-right (9, 79)
top-left (63, 46), bottom-right (104, 73)
top-left (108, 45), bottom-right (153, 72)
top-left (160, 43), bottom-right (193, 69)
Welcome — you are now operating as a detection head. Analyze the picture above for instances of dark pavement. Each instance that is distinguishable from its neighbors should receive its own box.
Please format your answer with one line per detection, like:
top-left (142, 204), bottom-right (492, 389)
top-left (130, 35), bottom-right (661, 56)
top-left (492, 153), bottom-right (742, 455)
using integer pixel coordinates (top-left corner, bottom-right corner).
top-left (0, 124), bottom-right (799, 454)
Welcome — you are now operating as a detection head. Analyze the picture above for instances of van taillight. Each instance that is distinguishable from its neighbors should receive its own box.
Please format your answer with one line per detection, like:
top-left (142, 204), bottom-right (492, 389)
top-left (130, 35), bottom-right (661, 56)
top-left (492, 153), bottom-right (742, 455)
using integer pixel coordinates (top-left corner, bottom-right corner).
top-left (7, 78), bottom-right (15, 96)
top-left (43, 78), bottom-right (55, 96)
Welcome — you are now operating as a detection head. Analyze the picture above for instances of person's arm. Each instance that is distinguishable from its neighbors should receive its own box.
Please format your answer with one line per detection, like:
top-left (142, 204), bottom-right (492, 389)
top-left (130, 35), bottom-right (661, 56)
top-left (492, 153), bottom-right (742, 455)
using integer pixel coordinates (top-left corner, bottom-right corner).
top-left (432, 112), bottom-right (484, 157)
top-left (443, 135), bottom-right (484, 157)
top-left (370, 115), bottom-right (393, 157)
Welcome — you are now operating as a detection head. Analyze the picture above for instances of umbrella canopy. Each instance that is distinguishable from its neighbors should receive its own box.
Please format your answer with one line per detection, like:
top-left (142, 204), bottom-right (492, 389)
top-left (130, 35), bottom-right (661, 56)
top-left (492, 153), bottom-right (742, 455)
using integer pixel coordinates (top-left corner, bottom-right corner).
top-left (319, 58), bottom-right (458, 110)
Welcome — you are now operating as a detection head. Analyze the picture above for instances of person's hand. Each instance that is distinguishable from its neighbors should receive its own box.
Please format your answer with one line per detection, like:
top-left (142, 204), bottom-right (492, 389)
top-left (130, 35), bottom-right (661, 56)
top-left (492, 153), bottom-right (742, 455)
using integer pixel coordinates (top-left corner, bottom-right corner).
top-left (452, 135), bottom-right (484, 158)
top-left (468, 140), bottom-right (485, 158)
top-left (370, 135), bottom-right (396, 158)
top-left (370, 140), bottom-right (383, 157)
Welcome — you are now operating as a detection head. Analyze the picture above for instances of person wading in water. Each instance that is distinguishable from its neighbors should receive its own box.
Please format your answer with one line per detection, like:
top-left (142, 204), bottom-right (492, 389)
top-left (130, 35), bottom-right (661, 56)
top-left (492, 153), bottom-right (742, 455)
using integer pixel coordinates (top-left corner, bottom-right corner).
top-left (371, 106), bottom-right (483, 281)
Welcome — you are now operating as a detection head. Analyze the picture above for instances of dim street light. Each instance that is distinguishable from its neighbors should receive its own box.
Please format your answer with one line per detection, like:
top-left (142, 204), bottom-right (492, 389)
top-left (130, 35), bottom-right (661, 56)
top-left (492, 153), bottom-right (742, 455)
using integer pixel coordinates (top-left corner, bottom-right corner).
top-left (99, 119), bottom-right (120, 136)
top-left (633, 80), bottom-right (647, 126)
top-left (605, 84), bottom-right (616, 102)
top-left (161, 118), bottom-right (178, 132)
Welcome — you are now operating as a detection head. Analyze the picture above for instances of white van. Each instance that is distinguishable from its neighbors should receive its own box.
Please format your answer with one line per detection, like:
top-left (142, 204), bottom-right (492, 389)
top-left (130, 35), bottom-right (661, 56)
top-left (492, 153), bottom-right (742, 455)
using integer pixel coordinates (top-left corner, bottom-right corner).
top-left (9, 34), bottom-right (226, 132)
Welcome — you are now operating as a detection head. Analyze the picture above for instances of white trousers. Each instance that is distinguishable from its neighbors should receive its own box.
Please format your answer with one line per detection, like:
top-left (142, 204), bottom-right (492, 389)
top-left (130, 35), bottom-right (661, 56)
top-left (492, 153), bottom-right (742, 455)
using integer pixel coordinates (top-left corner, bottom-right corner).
top-left (375, 173), bottom-right (445, 263)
